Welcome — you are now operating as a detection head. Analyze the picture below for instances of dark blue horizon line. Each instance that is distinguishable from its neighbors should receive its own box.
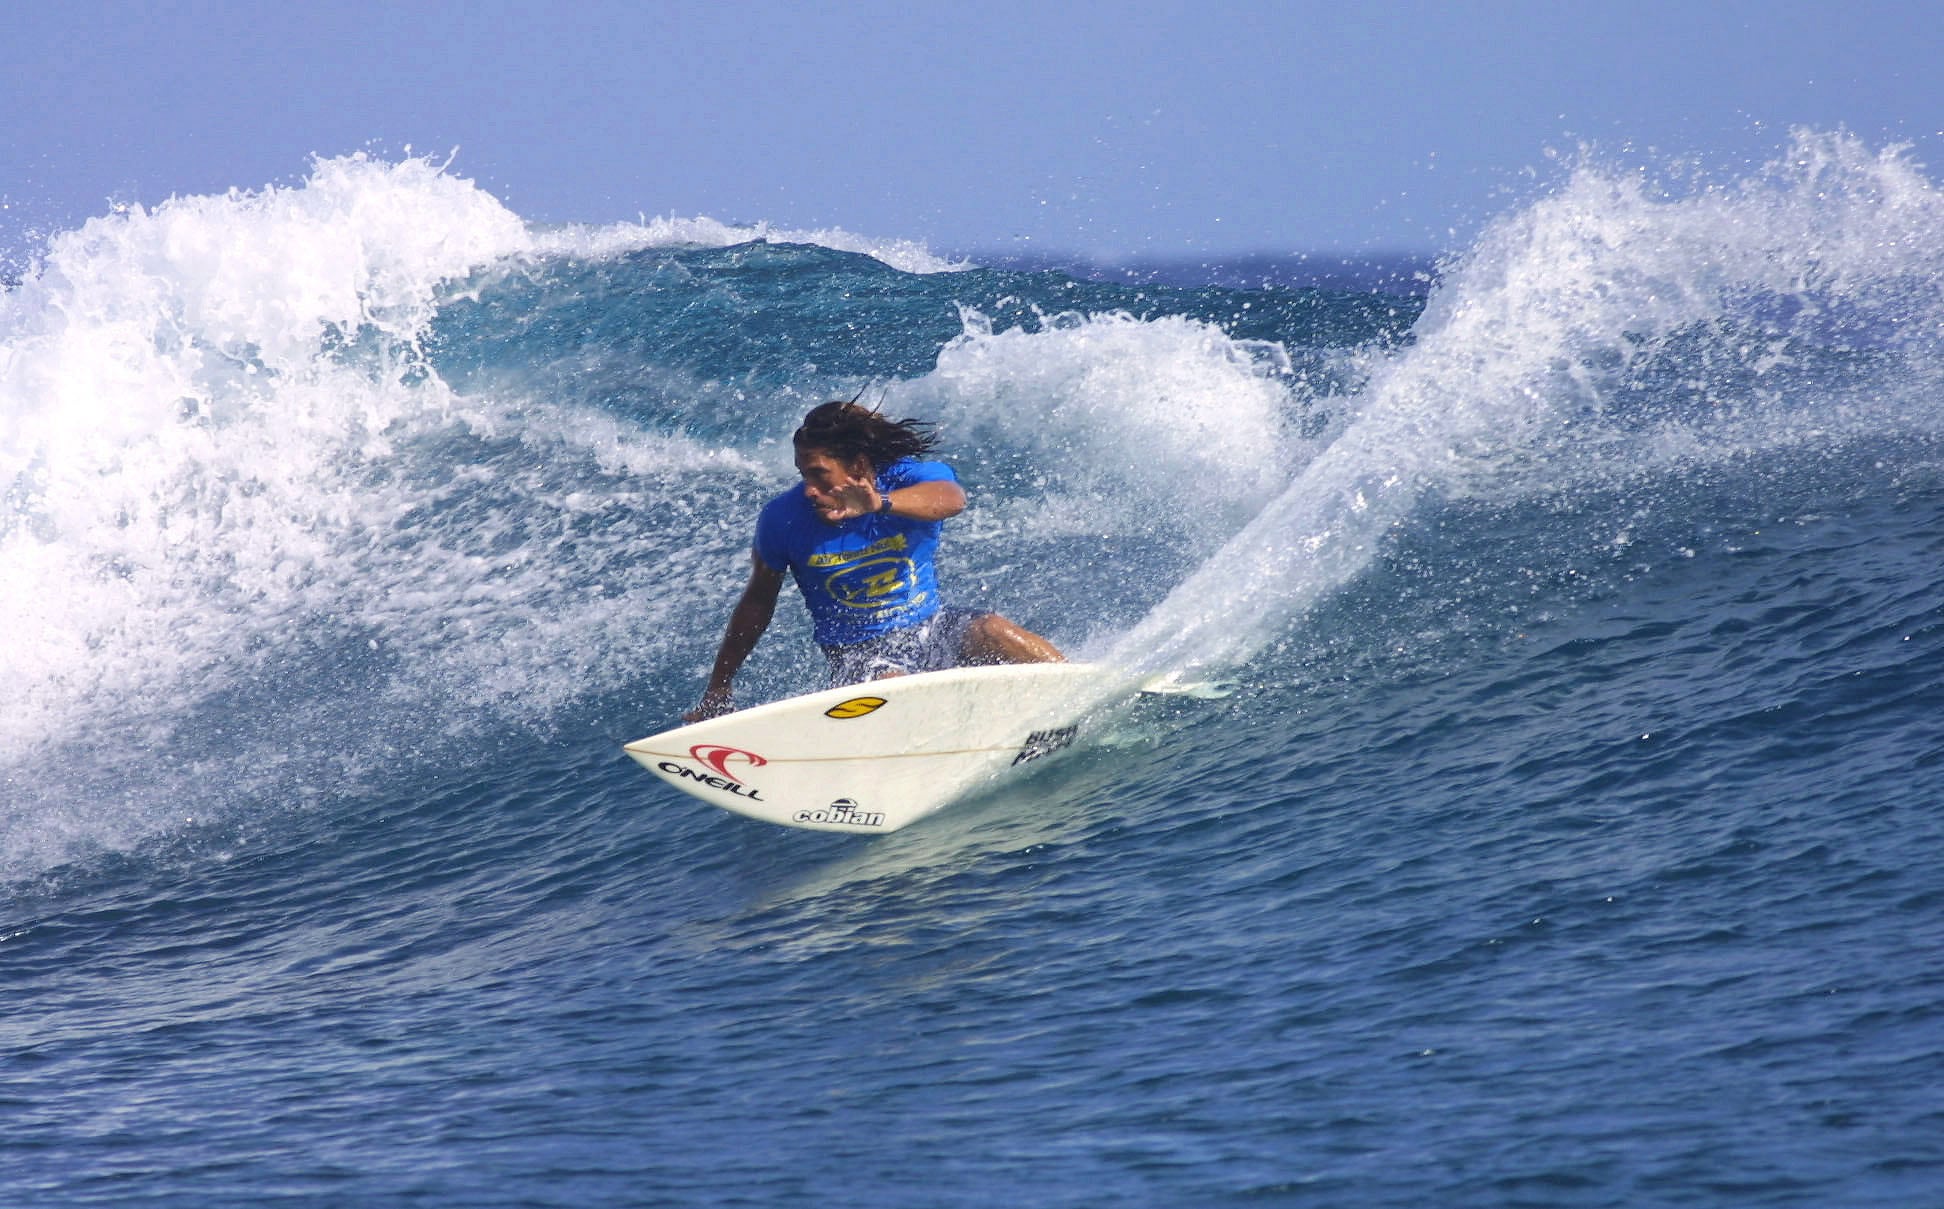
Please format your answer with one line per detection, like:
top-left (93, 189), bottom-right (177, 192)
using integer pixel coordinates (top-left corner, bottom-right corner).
top-left (958, 248), bottom-right (1442, 294)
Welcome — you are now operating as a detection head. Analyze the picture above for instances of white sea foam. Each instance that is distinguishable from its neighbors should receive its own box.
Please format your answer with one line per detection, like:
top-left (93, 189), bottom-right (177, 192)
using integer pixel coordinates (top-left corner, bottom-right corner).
top-left (899, 305), bottom-right (1304, 537)
top-left (0, 154), bottom-right (782, 877)
top-left (1110, 130), bottom-right (1944, 679)
top-left (8, 162), bottom-right (504, 685)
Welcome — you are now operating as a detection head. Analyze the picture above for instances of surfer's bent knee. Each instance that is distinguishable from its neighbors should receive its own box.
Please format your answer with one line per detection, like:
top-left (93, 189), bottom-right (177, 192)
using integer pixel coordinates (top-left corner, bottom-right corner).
top-left (962, 613), bottom-right (1065, 666)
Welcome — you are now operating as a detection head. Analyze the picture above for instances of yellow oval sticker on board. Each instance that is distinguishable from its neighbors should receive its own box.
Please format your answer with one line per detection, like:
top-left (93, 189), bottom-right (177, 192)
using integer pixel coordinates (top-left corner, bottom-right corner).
top-left (824, 696), bottom-right (888, 720)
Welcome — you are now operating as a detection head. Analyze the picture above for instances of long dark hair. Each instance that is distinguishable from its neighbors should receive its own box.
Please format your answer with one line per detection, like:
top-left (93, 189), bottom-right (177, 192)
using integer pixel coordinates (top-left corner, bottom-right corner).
top-left (792, 400), bottom-right (939, 469)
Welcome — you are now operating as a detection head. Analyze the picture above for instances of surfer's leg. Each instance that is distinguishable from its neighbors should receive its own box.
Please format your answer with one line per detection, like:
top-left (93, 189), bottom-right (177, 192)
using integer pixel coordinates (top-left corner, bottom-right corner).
top-left (961, 613), bottom-right (1064, 666)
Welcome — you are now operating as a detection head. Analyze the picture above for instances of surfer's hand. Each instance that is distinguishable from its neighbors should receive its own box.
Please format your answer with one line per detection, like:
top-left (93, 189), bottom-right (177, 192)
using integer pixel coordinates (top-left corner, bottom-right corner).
top-left (817, 482), bottom-right (877, 522)
top-left (684, 690), bottom-right (732, 723)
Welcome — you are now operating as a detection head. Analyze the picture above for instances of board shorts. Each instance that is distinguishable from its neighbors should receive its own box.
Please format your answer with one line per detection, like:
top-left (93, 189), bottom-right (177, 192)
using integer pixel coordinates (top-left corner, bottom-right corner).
top-left (821, 607), bottom-right (988, 687)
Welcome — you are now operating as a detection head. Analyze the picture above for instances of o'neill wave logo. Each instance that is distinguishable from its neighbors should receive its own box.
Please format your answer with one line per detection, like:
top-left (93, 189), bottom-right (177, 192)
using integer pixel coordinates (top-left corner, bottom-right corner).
top-left (656, 744), bottom-right (768, 801)
top-left (690, 744), bottom-right (767, 779)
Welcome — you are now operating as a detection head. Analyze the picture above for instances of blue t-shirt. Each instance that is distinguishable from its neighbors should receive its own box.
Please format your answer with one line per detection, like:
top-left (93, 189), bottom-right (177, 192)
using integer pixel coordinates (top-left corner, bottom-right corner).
top-left (754, 458), bottom-right (957, 647)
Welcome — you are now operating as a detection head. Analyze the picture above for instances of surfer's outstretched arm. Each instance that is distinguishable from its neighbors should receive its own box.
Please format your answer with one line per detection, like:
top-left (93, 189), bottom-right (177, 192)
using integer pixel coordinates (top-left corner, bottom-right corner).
top-left (686, 552), bottom-right (784, 722)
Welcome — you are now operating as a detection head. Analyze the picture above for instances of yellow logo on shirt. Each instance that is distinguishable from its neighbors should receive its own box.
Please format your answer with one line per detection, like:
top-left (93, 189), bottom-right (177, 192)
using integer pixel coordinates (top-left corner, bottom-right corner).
top-left (825, 557), bottom-right (916, 608)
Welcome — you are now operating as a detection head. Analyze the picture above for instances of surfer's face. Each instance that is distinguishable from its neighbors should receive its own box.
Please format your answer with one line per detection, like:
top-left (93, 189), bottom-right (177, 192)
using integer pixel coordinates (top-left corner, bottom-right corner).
top-left (794, 447), bottom-right (874, 523)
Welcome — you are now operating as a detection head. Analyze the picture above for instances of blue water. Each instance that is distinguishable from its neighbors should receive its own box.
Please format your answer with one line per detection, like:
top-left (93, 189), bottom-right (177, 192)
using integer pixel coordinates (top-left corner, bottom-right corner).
top-left (4, 133), bottom-right (1943, 1206)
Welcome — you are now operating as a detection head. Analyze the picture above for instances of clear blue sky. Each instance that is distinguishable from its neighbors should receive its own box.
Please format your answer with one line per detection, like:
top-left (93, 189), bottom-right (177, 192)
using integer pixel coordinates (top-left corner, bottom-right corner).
top-left (3, 1), bottom-right (1937, 260)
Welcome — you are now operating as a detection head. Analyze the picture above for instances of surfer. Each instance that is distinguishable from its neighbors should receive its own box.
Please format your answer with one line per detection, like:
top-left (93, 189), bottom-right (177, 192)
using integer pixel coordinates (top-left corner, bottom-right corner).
top-left (685, 400), bottom-right (1063, 721)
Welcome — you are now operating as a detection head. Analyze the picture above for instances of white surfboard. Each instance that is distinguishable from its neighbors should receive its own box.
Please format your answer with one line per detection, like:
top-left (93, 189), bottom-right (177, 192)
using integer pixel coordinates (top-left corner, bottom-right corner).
top-left (624, 663), bottom-right (1125, 833)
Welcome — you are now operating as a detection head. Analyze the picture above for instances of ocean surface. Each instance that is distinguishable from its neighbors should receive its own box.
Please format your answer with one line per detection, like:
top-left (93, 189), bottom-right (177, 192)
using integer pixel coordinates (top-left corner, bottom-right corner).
top-left (4, 131), bottom-right (1942, 1206)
